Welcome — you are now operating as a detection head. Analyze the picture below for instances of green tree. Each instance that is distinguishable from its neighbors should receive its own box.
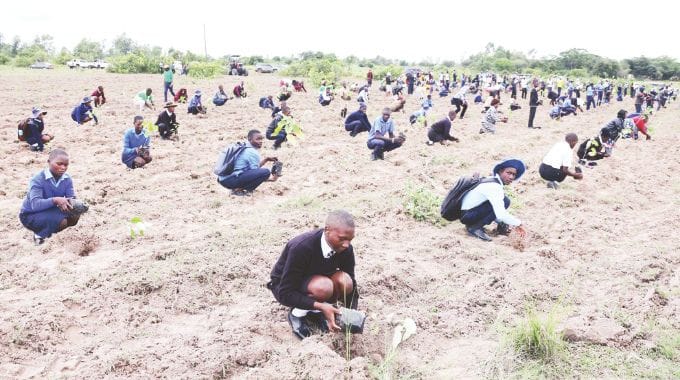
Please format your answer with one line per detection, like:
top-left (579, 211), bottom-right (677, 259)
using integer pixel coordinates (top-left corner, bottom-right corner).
top-left (110, 34), bottom-right (136, 55)
top-left (73, 39), bottom-right (104, 60)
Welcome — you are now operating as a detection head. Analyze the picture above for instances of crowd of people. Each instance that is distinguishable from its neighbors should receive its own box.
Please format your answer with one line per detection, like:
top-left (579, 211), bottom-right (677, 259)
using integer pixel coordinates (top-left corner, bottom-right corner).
top-left (15, 64), bottom-right (675, 341)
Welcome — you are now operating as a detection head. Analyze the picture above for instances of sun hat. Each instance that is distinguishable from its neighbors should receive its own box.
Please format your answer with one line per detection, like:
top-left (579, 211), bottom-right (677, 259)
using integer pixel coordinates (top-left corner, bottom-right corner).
top-left (82, 96), bottom-right (93, 104)
top-left (32, 107), bottom-right (47, 118)
top-left (493, 158), bottom-right (526, 180)
top-left (164, 102), bottom-right (178, 108)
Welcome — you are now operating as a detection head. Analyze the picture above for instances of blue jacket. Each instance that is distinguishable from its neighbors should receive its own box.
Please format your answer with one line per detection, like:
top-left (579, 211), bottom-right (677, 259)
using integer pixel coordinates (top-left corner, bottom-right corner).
top-left (344, 110), bottom-right (370, 130)
top-left (71, 103), bottom-right (92, 124)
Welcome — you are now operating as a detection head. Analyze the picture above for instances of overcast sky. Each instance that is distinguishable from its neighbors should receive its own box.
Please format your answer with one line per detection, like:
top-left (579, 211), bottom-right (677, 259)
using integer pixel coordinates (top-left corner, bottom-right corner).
top-left (2, 0), bottom-right (678, 62)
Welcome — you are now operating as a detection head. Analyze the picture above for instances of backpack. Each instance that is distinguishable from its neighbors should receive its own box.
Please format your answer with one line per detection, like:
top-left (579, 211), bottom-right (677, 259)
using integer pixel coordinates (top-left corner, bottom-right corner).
top-left (213, 142), bottom-right (248, 176)
top-left (440, 175), bottom-right (499, 221)
top-left (17, 118), bottom-right (30, 141)
top-left (259, 97), bottom-right (267, 108)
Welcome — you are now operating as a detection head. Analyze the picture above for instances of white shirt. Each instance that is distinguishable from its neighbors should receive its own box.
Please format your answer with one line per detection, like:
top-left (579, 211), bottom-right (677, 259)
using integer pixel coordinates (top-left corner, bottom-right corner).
top-left (461, 174), bottom-right (521, 226)
top-left (320, 232), bottom-right (335, 259)
top-left (542, 141), bottom-right (573, 169)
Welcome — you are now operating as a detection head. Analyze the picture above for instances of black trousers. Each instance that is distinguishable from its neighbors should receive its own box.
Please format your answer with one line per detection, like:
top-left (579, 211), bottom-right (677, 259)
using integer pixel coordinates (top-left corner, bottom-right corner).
top-left (451, 98), bottom-right (468, 118)
top-left (528, 106), bottom-right (537, 128)
top-left (539, 163), bottom-right (567, 182)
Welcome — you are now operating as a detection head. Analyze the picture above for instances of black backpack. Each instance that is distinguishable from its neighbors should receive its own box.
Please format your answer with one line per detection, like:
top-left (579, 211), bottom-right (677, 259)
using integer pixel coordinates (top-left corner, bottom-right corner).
top-left (440, 175), bottom-right (499, 221)
top-left (213, 142), bottom-right (248, 177)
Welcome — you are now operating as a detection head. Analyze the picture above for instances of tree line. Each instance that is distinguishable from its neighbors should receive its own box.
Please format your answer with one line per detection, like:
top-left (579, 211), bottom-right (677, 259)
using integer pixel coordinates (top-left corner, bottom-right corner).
top-left (1, 33), bottom-right (678, 81)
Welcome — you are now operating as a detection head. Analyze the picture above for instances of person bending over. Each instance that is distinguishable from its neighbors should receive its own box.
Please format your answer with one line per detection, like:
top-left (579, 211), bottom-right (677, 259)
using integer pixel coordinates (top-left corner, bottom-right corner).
top-left (344, 103), bottom-right (371, 137)
top-left (427, 110), bottom-right (460, 145)
top-left (539, 133), bottom-right (583, 189)
top-left (71, 96), bottom-right (97, 126)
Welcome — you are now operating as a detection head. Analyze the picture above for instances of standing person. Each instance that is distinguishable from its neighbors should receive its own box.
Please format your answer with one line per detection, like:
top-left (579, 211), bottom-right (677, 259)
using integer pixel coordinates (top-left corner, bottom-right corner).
top-left (406, 70), bottom-right (415, 95)
top-left (156, 102), bottom-right (179, 140)
top-left (162, 65), bottom-right (176, 103)
top-left (217, 129), bottom-right (279, 196)
top-left (521, 78), bottom-right (528, 99)
top-left (366, 69), bottom-right (373, 87)
top-left (450, 85), bottom-right (470, 119)
top-left (24, 107), bottom-right (54, 152)
top-left (479, 98), bottom-right (507, 134)
top-left (344, 103), bottom-right (371, 137)
top-left (460, 159), bottom-right (527, 241)
top-left (539, 133), bottom-right (584, 189)
top-left (91, 86), bottom-right (106, 107)
top-left (71, 96), bottom-right (98, 126)
top-left (134, 88), bottom-right (155, 113)
top-left (585, 84), bottom-right (596, 110)
top-left (367, 108), bottom-right (405, 160)
top-left (427, 110), bottom-right (460, 145)
top-left (19, 149), bottom-right (83, 245)
top-left (121, 115), bottom-right (152, 169)
top-left (268, 210), bottom-right (358, 339)
top-left (528, 80), bottom-right (541, 129)
top-left (634, 88), bottom-right (646, 113)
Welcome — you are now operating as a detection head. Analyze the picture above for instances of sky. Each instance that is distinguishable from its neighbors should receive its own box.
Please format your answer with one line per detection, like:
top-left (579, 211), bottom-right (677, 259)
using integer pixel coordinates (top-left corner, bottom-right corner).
top-left (2, 0), bottom-right (679, 62)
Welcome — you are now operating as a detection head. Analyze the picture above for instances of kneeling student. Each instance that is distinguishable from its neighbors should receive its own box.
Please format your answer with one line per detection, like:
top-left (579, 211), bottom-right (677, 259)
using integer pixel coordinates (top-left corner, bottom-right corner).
top-left (19, 149), bottom-right (84, 245)
top-left (217, 129), bottom-right (280, 196)
top-left (121, 116), bottom-right (152, 169)
top-left (539, 133), bottom-right (583, 189)
top-left (268, 210), bottom-right (358, 339)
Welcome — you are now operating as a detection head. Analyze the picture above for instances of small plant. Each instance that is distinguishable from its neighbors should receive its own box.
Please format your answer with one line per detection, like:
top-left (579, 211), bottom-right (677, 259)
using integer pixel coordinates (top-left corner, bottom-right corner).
top-left (504, 185), bottom-right (524, 211)
top-left (510, 307), bottom-right (565, 361)
top-left (403, 185), bottom-right (446, 226)
top-left (128, 216), bottom-right (149, 239)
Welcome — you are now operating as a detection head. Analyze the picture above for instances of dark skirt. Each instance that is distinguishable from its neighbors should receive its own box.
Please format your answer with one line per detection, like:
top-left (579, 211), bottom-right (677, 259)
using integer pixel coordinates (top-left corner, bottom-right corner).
top-left (20, 208), bottom-right (68, 238)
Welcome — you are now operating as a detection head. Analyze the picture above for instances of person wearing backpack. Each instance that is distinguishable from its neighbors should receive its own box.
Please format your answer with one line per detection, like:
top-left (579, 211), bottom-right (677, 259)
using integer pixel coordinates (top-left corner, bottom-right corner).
top-left (24, 107), bottom-right (54, 152)
top-left (217, 129), bottom-right (280, 196)
top-left (459, 159), bottom-right (527, 241)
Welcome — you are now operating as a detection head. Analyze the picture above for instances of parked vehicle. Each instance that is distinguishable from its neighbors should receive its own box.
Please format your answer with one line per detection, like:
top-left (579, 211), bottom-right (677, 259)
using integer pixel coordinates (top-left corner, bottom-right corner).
top-left (67, 59), bottom-right (93, 69)
top-left (228, 55), bottom-right (248, 76)
top-left (255, 63), bottom-right (277, 73)
top-left (30, 61), bottom-right (54, 69)
top-left (91, 59), bottom-right (109, 69)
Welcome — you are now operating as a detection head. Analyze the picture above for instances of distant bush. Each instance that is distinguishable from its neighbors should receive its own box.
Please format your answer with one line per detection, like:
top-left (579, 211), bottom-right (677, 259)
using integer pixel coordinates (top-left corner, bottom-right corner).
top-left (373, 64), bottom-right (404, 81)
top-left (188, 61), bottom-right (224, 79)
top-left (0, 53), bottom-right (11, 65)
top-left (403, 185), bottom-right (446, 226)
top-left (107, 53), bottom-right (159, 74)
top-left (281, 58), bottom-right (351, 86)
top-left (12, 55), bottom-right (35, 68)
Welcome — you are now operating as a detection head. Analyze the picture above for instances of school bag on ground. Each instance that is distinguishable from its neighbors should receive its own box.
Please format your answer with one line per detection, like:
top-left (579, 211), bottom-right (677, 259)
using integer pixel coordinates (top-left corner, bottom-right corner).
top-left (440, 175), bottom-right (499, 221)
top-left (213, 142), bottom-right (248, 176)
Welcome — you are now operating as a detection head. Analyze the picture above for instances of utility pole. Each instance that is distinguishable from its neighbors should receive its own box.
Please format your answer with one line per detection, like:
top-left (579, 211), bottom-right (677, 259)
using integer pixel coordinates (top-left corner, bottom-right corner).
top-left (203, 24), bottom-right (208, 59)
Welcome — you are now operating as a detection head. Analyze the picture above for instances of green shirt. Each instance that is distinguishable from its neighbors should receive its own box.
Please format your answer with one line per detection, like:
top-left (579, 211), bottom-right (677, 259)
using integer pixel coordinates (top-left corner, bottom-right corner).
top-left (163, 70), bottom-right (173, 83)
top-left (137, 91), bottom-right (153, 102)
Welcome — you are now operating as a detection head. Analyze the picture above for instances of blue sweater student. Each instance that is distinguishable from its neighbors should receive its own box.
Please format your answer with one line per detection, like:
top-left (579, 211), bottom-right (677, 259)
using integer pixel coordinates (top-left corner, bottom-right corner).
top-left (121, 116), bottom-right (152, 169)
top-left (19, 149), bottom-right (81, 245)
top-left (71, 96), bottom-right (97, 125)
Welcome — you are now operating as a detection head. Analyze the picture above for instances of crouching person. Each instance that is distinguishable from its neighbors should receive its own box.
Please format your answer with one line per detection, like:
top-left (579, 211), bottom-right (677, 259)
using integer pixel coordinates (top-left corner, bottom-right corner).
top-left (367, 108), bottom-right (405, 160)
top-left (539, 133), bottom-right (583, 189)
top-left (19, 149), bottom-right (85, 245)
top-left (24, 107), bottom-right (54, 152)
top-left (268, 210), bottom-right (358, 339)
top-left (217, 129), bottom-right (280, 196)
top-left (460, 159), bottom-right (527, 241)
top-left (122, 116), bottom-right (152, 169)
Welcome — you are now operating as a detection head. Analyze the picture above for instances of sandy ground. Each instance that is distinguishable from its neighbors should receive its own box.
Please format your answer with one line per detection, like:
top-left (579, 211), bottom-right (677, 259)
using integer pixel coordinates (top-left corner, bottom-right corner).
top-left (0, 68), bottom-right (678, 379)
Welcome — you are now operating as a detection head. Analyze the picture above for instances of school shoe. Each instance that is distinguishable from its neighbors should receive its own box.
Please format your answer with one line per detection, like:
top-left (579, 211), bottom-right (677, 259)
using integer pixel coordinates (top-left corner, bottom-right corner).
top-left (547, 181), bottom-right (559, 189)
top-left (33, 234), bottom-right (45, 246)
top-left (466, 226), bottom-right (492, 241)
top-left (231, 189), bottom-right (252, 197)
top-left (288, 309), bottom-right (312, 340)
top-left (426, 140), bottom-right (434, 146)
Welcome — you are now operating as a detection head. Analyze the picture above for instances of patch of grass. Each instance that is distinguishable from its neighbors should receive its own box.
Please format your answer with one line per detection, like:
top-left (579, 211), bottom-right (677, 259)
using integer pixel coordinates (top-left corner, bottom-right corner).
top-left (509, 307), bottom-right (565, 361)
top-left (504, 186), bottom-right (524, 211)
top-left (403, 184), bottom-right (446, 226)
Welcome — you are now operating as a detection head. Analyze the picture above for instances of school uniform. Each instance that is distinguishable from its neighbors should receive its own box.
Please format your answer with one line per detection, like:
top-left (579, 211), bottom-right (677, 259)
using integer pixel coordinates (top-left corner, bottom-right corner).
top-left (19, 169), bottom-right (75, 238)
top-left (121, 128), bottom-right (151, 168)
top-left (540, 141), bottom-right (573, 182)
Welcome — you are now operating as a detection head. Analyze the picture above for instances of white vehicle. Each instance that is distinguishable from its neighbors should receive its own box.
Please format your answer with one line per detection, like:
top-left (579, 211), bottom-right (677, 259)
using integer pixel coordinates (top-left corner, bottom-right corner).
top-left (67, 58), bottom-right (93, 69)
top-left (91, 59), bottom-right (109, 69)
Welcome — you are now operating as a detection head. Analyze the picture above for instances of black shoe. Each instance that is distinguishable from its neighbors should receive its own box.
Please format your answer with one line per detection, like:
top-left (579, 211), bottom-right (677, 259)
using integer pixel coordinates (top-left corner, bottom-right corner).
top-left (467, 226), bottom-right (492, 241)
top-left (496, 222), bottom-right (510, 236)
top-left (305, 312), bottom-right (329, 333)
top-left (288, 310), bottom-right (312, 340)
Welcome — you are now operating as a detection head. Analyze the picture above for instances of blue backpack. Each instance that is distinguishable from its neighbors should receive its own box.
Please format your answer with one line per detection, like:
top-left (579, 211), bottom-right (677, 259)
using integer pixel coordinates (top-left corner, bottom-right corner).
top-left (213, 142), bottom-right (248, 176)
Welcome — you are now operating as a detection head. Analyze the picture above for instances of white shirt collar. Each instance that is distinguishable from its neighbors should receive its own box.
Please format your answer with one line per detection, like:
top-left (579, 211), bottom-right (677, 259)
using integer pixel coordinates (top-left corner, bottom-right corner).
top-left (43, 168), bottom-right (69, 185)
top-left (320, 231), bottom-right (335, 259)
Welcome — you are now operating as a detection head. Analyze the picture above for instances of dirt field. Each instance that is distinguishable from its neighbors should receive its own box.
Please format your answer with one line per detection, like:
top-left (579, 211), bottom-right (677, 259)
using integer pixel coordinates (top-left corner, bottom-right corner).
top-left (0, 68), bottom-right (678, 379)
